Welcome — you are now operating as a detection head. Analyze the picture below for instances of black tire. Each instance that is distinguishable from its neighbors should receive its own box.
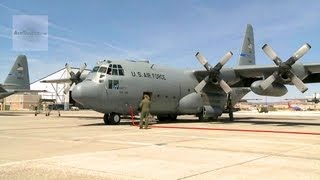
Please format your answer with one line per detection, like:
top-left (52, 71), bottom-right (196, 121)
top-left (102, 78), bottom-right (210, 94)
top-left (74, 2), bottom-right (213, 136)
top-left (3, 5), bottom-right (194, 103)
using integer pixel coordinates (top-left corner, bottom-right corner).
top-left (168, 114), bottom-right (177, 121)
top-left (157, 115), bottom-right (167, 122)
top-left (197, 112), bottom-right (204, 121)
top-left (103, 113), bottom-right (110, 125)
top-left (109, 113), bottom-right (121, 125)
top-left (229, 110), bottom-right (234, 121)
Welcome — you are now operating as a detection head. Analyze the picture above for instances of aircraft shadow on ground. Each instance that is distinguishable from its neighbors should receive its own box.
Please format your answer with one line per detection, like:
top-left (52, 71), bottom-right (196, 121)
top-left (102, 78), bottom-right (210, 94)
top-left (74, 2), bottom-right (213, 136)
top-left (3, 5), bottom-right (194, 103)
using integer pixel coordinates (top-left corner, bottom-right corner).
top-left (57, 115), bottom-right (102, 120)
top-left (0, 112), bottom-right (35, 116)
top-left (79, 117), bottom-right (320, 127)
top-left (233, 118), bottom-right (320, 127)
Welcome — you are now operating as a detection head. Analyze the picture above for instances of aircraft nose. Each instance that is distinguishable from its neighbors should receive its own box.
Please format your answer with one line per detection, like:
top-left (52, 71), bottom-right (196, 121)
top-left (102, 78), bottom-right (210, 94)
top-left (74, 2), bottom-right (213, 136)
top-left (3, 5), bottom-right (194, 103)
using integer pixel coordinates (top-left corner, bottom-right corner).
top-left (72, 81), bottom-right (99, 106)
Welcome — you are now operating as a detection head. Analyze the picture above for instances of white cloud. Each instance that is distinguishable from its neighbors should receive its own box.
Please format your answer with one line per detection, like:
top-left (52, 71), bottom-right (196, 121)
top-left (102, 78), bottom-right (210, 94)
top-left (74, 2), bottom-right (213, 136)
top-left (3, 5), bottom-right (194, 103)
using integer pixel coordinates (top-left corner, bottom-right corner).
top-left (49, 35), bottom-right (96, 47)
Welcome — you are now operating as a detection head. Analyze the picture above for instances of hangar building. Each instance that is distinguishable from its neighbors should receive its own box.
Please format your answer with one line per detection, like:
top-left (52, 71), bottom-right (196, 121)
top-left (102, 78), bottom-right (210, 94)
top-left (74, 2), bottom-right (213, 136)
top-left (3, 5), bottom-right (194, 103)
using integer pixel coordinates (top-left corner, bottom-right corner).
top-left (29, 67), bottom-right (91, 110)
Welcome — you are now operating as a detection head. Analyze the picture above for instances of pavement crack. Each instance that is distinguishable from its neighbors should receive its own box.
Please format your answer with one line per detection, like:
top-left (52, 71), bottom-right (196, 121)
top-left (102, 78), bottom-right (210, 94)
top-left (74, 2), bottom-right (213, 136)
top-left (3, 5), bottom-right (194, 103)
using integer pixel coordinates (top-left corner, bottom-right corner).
top-left (178, 154), bottom-right (271, 180)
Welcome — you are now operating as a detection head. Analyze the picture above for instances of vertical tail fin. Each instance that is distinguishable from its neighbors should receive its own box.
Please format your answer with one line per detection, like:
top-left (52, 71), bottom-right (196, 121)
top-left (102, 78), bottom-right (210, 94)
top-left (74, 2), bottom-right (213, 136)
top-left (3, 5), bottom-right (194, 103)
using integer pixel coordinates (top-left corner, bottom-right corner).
top-left (238, 24), bottom-right (255, 66)
top-left (4, 55), bottom-right (30, 90)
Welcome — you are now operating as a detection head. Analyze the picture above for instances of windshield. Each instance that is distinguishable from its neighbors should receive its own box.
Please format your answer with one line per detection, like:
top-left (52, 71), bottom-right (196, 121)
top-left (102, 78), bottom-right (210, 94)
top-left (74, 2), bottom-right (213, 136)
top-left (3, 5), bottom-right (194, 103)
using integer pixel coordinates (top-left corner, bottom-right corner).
top-left (92, 66), bottom-right (99, 72)
top-left (91, 66), bottom-right (108, 73)
top-left (98, 67), bottom-right (107, 73)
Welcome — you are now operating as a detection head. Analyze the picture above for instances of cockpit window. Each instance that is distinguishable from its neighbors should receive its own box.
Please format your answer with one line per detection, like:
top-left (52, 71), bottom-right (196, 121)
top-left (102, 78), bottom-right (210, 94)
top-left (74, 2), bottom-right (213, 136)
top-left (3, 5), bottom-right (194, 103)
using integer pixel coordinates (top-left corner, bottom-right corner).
top-left (112, 68), bottom-right (118, 75)
top-left (119, 69), bottom-right (124, 76)
top-left (98, 67), bottom-right (107, 73)
top-left (107, 64), bottom-right (124, 76)
top-left (107, 67), bottom-right (111, 75)
top-left (92, 66), bottom-right (99, 72)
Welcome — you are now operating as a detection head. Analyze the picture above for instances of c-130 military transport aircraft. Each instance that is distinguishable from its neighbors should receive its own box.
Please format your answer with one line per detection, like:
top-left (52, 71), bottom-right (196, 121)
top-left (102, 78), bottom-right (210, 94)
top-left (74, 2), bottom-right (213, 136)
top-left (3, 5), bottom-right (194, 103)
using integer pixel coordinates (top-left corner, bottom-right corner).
top-left (42, 24), bottom-right (320, 125)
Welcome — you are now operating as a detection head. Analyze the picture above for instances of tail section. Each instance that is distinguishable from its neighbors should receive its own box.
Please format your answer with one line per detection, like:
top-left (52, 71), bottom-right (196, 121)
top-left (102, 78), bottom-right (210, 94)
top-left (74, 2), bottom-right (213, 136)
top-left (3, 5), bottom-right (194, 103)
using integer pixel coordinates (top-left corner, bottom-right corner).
top-left (4, 55), bottom-right (30, 90)
top-left (238, 24), bottom-right (255, 66)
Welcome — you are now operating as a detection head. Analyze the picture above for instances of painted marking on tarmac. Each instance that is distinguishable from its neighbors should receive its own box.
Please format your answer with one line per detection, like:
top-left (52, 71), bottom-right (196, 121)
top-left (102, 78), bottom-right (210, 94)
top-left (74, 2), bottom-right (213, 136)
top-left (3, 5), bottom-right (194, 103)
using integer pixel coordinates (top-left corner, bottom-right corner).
top-left (100, 140), bottom-right (156, 146)
top-left (151, 125), bottom-right (320, 135)
top-left (162, 134), bottom-right (313, 146)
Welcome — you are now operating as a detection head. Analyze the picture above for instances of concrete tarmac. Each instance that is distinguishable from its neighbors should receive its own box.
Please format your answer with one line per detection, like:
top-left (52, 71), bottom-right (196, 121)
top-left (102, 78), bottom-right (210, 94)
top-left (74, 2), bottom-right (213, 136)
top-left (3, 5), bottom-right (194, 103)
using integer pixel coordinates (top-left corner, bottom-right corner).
top-left (0, 110), bottom-right (319, 179)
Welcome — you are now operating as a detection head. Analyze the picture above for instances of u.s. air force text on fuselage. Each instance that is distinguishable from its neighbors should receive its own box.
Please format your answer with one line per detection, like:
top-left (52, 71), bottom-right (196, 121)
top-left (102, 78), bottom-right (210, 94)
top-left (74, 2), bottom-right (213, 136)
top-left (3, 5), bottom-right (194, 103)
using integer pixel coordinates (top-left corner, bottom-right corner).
top-left (131, 71), bottom-right (166, 80)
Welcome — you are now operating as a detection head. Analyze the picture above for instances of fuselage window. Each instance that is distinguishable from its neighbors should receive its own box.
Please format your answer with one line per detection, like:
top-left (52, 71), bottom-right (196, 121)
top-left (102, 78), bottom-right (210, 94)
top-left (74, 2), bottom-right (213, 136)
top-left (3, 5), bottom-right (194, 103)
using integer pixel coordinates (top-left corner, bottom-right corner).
top-left (108, 80), bottom-right (120, 89)
top-left (114, 80), bottom-right (119, 89)
top-left (108, 80), bottom-right (113, 89)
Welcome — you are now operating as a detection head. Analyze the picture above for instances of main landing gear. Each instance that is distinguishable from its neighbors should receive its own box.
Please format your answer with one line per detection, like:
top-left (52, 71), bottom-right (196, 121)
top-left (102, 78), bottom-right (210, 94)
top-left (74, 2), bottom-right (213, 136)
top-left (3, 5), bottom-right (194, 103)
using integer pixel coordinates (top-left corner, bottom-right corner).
top-left (226, 93), bottom-right (234, 121)
top-left (103, 113), bottom-right (121, 125)
top-left (157, 114), bottom-right (177, 122)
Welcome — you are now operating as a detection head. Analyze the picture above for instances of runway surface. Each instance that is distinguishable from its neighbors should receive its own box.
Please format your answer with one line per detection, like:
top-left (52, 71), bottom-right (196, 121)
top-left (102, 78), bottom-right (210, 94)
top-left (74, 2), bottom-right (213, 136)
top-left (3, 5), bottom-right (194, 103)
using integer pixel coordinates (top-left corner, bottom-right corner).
top-left (0, 110), bottom-right (319, 179)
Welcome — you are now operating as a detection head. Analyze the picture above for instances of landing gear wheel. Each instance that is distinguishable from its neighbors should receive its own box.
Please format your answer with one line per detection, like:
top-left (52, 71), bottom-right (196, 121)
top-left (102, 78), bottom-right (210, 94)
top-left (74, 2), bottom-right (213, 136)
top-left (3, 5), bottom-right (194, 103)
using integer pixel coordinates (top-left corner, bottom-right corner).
top-left (157, 114), bottom-right (177, 122)
top-left (109, 113), bottom-right (121, 125)
top-left (197, 112), bottom-right (204, 121)
top-left (103, 113), bottom-right (110, 125)
top-left (228, 109), bottom-right (234, 121)
top-left (168, 114), bottom-right (177, 121)
top-left (157, 115), bottom-right (167, 122)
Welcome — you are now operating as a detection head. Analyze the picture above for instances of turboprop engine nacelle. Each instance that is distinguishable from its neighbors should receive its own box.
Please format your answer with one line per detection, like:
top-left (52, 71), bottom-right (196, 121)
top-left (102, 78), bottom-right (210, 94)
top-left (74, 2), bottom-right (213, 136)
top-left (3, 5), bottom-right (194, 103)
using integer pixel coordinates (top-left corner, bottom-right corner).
top-left (250, 80), bottom-right (288, 97)
top-left (203, 106), bottom-right (223, 118)
top-left (178, 92), bottom-right (203, 114)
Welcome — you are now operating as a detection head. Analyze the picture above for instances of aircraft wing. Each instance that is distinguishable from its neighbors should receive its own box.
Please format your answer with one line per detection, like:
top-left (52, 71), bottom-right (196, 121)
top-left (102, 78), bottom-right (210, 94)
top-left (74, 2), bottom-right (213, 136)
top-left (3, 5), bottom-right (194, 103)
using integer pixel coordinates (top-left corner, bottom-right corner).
top-left (234, 63), bottom-right (320, 78)
top-left (0, 86), bottom-right (7, 93)
top-left (300, 64), bottom-right (320, 83)
top-left (233, 63), bottom-right (320, 85)
top-left (40, 79), bottom-right (72, 84)
top-left (193, 63), bottom-right (320, 87)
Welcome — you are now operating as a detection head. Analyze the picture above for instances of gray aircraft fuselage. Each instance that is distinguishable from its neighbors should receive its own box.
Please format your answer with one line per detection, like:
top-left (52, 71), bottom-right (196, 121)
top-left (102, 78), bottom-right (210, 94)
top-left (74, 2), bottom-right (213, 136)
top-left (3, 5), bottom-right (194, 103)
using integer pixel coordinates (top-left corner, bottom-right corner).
top-left (72, 60), bottom-right (249, 118)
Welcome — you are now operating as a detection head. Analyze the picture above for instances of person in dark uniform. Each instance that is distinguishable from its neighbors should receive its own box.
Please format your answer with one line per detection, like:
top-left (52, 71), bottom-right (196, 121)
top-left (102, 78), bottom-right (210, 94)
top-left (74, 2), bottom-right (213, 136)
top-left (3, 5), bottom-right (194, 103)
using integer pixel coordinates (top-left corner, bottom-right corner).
top-left (139, 94), bottom-right (151, 129)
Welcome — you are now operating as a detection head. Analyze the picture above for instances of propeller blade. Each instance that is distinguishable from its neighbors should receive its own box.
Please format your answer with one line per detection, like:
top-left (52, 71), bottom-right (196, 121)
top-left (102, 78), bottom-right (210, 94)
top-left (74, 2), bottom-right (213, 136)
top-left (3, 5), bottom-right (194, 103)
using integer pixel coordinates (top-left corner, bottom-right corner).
top-left (195, 76), bottom-right (209, 93)
top-left (286, 43), bottom-right (311, 66)
top-left (213, 51), bottom-right (233, 71)
top-left (65, 63), bottom-right (72, 74)
top-left (195, 52), bottom-right (212, 71)
top-left (79, 63), bottom-right (87, 74)
top-left (195, 52), bottom-right (208, 65)
top-left (259, 73), bottom-right (277, 90)
top-left (291, 74), bottom-right (308, 93)
top-left (262, 44), bottom-right (282, 65)
top-left (63, 83), bottom-right (72, 94)
top-left (65, 63), bottom-right (76, 78)
top-left (219, 79), bottom-right (232, 94)
top-left (219, 51), bottom-right (233, 66)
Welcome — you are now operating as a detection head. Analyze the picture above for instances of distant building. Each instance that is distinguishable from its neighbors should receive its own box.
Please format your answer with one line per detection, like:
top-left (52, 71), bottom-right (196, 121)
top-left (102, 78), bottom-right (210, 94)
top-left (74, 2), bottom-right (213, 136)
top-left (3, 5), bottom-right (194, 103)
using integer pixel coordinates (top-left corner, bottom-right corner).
top-left (2, 67), bottom-right (90, 111)
top-left (4, 94), bottom-right (40, 110)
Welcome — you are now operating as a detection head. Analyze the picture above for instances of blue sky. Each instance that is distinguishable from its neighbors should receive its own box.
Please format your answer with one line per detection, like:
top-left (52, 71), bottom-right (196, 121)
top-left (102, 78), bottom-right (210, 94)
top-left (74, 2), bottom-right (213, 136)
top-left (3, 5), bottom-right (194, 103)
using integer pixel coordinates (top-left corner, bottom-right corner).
top-left (0, 0), bottom-right (320, 101)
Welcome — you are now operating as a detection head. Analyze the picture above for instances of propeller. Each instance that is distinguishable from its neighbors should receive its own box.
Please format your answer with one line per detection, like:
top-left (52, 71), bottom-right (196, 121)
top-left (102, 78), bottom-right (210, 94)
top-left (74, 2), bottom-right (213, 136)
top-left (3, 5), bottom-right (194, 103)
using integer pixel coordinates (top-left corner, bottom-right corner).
top-left (63, 63), bottom-right (87, 94)
top-left (194, 51), bottom-right (233, 94)
top-left (260, 43), bottom-right (311, 93)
